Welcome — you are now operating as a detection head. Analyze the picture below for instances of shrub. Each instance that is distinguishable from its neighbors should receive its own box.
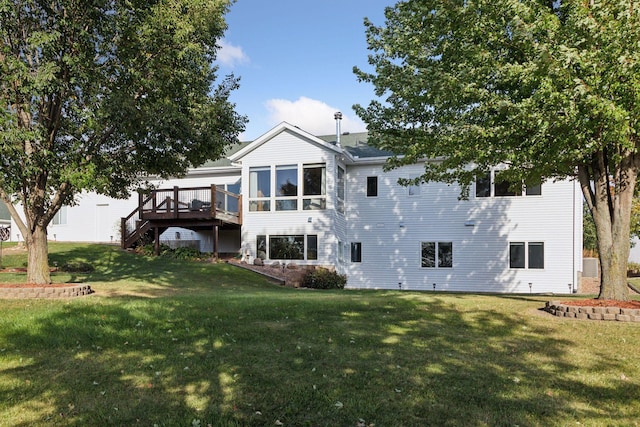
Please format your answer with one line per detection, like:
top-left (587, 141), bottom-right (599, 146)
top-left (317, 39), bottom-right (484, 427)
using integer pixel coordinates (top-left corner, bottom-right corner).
top-left (301, 268), bottom-right (347, 290)
top-left (60, 261), bottom-right (95, 273)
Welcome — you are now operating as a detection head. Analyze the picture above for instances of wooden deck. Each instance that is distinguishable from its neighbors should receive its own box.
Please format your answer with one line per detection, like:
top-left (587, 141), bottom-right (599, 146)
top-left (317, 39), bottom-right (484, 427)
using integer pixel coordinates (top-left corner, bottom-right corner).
top-left (121, 185), bottom-right (241, 254)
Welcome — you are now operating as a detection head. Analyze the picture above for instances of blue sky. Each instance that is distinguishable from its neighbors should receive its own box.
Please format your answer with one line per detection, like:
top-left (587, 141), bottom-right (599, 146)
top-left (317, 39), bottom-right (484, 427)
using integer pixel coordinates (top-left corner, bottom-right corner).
top-left (215, 0), bottom-right (396, 141)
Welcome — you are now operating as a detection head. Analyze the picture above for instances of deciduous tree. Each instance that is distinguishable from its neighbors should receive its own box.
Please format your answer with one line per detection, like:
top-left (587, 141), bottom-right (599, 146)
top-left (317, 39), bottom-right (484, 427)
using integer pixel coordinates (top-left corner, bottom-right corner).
top-left (0, 0), bottom-right (246, 284)
top-left (355, 0), bottom-right (640, 300)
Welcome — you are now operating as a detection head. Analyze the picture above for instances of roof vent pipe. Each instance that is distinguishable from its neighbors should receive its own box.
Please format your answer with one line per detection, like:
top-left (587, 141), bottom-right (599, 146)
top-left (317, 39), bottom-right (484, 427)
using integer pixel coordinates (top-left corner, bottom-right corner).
top-left (334, 111), bottom-right (343, 147)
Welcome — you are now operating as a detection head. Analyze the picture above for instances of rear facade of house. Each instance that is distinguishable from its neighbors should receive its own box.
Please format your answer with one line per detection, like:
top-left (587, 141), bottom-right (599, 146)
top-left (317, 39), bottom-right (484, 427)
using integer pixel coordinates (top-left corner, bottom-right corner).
top-left (10, 122), bottom-right (583, 293)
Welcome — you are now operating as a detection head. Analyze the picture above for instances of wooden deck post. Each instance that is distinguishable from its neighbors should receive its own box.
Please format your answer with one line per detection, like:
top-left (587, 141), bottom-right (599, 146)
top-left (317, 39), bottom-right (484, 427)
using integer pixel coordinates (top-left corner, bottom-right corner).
top-left (139, 191), bottom-right (145, 218)
top-left (173, 186), bottom-right (179, 218)
top-left (120, 217), bottom-right (127, 249)
top-left (211, 185), bottom-right (216, 218)
top-left (213, 224), bottom-right (219, 259)
top-left (154, 227), bottom-right (160, 255)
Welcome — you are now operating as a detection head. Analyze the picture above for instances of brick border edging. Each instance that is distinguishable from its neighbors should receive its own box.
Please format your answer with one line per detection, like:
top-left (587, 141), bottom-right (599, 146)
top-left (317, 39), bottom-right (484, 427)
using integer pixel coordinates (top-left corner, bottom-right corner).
top-left (0, 284), bottom-right (93, 299)
top-left (544, 301), bottom-right (640, 322)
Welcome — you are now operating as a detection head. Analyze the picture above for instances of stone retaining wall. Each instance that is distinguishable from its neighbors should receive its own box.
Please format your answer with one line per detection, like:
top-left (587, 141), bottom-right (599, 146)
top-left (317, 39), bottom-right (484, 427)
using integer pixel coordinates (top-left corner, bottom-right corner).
top-left (545, 301), bottom-right (640, 322)
top-left (0, 284), bottom-right (93, 299)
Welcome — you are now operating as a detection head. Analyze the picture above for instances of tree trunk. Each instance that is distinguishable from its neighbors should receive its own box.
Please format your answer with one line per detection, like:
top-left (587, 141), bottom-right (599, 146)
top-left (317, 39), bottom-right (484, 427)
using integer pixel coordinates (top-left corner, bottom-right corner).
top-left (25, 224), bottom-right (51, 285)
top-left (582, 151), bottom-right (637, 302)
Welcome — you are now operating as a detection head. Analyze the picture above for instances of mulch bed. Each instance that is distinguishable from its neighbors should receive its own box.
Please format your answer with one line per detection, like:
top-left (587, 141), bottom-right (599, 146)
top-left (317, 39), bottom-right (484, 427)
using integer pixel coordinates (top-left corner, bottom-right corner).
top-left (560, 299), bottom-right (640, 309)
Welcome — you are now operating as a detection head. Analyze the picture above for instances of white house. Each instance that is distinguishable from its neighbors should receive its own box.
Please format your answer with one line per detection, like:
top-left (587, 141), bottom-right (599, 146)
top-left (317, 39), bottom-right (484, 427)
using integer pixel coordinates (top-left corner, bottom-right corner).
top-left (10, 121), bottom-right (584, 293)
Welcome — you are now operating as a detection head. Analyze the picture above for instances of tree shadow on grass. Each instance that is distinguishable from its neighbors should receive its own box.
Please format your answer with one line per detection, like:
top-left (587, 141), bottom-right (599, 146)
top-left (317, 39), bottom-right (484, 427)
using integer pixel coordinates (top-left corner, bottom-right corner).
top-left (46, 244), bottom-right (275, 297)
top-left (1, 291), bottom-right (639, 426)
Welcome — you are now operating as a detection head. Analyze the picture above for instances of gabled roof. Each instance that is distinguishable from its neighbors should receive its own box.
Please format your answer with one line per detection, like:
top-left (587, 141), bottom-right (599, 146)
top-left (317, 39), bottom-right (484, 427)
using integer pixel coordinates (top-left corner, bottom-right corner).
top-left (228, 122), bottom-right (344, 163)
top-left (198, 140), bottom-right (251, 168)
top-left (316, 132), bottom-right (394, 160)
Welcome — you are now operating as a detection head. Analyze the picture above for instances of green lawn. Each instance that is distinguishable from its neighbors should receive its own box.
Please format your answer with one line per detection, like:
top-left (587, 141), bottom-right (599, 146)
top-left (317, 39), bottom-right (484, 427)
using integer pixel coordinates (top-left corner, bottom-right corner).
top-left (0, 243), bottom-right (638, 426)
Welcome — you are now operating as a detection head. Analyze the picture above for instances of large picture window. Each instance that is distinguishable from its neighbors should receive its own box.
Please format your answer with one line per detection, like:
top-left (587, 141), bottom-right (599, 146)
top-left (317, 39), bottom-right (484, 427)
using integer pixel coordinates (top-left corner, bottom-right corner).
top-left (264, 235), bottom-right (318, 260)
top-left (421, 242), bottom-right (453, 268)
top-left (303, 164), bottom-right (326, 210)
top-left (249, 167), bottom-right (271, 211)
top-left (270, 235), bottom-right (304, 260)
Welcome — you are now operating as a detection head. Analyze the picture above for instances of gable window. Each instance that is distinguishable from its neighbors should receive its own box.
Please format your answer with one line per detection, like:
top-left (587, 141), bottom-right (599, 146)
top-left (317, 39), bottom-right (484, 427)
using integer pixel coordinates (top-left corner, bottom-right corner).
top-left (276, 165), bottom-right (298, 211)
top-left (421, 241), bottom-right (453, 268)
top-left (366, 177), bottom-right (378, 197)
top-left (351, 242), bottom-right (362, 262)
top-left (303, 164), bottom-right (326, 210)
top-left (249, 167), bottom-right (271, 211)
top-left (510, 242), bottom-right (544, 269)
top-left (337, 166), bottom-right (345, 214)
top-left (52, 206), bottom-right (67, 225)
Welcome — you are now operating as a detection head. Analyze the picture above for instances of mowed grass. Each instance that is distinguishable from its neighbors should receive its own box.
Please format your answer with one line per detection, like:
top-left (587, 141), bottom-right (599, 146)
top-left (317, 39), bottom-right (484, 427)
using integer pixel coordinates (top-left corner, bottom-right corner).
top-left (0, 243), bottom-right (638, 426)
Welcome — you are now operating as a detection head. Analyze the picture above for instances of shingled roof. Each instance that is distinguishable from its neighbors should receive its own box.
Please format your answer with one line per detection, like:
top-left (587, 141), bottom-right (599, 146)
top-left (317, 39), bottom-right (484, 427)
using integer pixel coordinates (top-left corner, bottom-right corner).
top-left (197, 128), bottom-right (391, 169)
top-left (316, 131), bottom-right (393, 159)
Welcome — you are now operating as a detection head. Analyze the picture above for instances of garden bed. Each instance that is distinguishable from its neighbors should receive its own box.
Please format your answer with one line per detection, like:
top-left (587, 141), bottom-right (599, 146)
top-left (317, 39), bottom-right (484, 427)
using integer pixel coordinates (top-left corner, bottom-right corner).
top-left (545, 299), bottom-right (640, 321)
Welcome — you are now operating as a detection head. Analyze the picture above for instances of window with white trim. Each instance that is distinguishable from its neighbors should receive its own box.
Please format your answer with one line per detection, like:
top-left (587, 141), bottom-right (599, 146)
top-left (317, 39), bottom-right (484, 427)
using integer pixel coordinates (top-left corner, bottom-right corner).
top-left (421, 241), bottom-right (453, 268)
top-left (52, 206), bottom-right (68, 225)
top-left (257, 234), bottom-right (319, 261)
top-left (476, 170), bottom-right (542, 198)
top-left (249, 167), bottom-right (271, 211)
top-left (275, 165), bottom-right (298, 211)
top-left (510, 242), bottom-right (544, 269)
top-left (337, 166), bottom-right (345, 214)
top-left (303, 164), bottom-right (326, 210)
top-left (366, 176), bottom-right (378, 197)
top-left (351, 242), bottom-right (362, 262)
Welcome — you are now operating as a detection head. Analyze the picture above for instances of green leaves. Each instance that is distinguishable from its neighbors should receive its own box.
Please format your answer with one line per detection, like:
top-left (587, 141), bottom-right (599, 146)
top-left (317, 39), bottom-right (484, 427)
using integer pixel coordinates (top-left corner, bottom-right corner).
top-left (0, 0), bottom-right (246, 213)
top-left (355, 0), bottom-right (640, 185)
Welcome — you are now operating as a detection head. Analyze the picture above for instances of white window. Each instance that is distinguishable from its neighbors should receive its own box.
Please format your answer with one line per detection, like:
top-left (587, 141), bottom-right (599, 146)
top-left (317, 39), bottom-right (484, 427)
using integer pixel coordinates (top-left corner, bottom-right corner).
top-left (510, 242), bottom-right (544, 269)
top-left (366, 176), bottom-right (378, 197)
top-left (421, 241), bottom-right (453, 268)
top-left (249, 167), bottom-right (271, 211)
top-left (337, 166), bottom-right (345, 214)
top-left (476, 170), bottom-right (542, 198)
top-left (52, 206), bottom-right (67, 225)
top-left (351, 242), bottom-right (362, 262)
top-left (275, 165), bottom-right (298, 211)
top-left (303, 164), bottom-right (326, 210)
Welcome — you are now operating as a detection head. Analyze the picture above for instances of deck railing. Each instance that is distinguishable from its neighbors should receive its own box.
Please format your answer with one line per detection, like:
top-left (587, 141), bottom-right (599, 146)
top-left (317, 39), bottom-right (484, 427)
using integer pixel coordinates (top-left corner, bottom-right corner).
top-left (121, 185), bottom-right (241, 248)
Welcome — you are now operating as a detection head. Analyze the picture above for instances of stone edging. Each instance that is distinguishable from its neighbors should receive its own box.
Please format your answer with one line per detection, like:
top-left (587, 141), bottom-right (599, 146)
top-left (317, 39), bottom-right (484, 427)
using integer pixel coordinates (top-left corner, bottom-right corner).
top-left (544, 301), bottom-right (640, 322)
top-left (0, 284), bottom-right (93, 299)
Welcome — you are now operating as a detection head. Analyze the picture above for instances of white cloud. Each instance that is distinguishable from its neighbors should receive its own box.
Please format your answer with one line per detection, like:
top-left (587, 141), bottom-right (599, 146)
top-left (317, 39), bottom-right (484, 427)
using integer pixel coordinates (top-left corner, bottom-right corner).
top-left (264, 97), bottom-right (367, 136)
top-left (217, 40), bottom-right (249, 68)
